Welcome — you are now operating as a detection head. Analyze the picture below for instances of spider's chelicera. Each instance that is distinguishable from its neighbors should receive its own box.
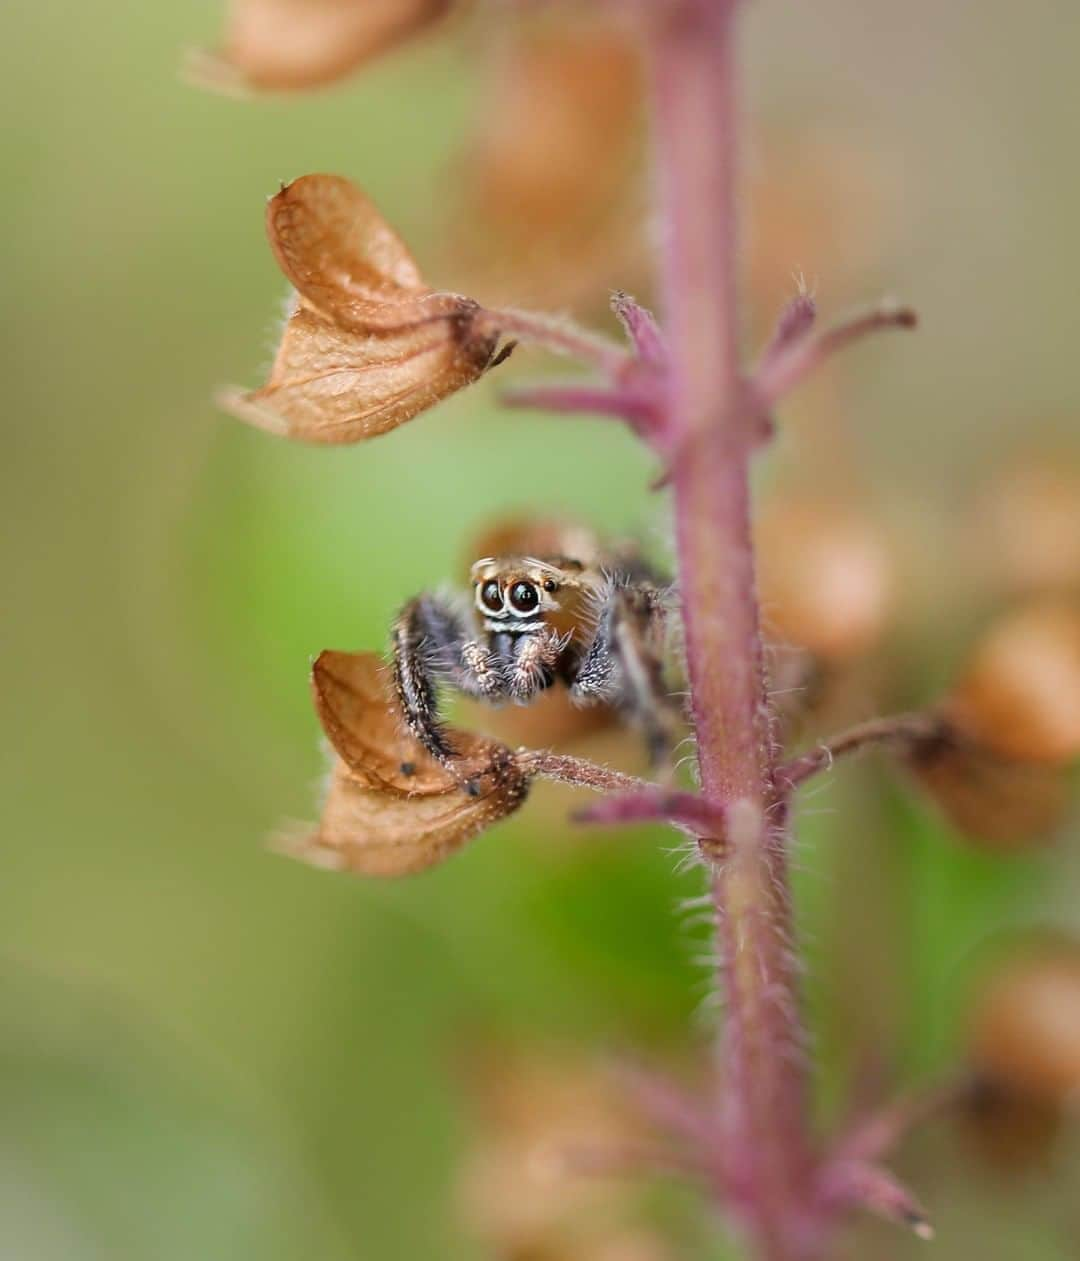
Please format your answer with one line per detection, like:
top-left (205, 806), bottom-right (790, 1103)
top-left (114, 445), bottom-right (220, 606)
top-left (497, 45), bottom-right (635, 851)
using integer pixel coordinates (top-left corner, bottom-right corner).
top-left (392, 550), bottom-right (681, 768)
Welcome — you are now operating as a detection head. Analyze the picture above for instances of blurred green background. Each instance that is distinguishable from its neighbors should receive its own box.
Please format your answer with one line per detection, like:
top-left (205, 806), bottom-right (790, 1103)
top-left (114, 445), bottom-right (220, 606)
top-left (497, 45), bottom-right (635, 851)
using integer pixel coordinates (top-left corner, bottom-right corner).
top-left (3, 1), bottom-right (1079, 1258)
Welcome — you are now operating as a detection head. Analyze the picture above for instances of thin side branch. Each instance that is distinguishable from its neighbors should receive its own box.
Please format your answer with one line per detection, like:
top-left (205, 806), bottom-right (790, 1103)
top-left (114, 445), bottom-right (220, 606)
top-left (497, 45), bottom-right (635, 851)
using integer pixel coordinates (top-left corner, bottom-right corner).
top-left (760, 290), bottom-right (817, 363)
top-left (501, 382), bottom-right (660, 435)
top-left (518, 749), bottom-right (653, 795)
top-left (754, 303), bottom-right (917, 408)
top-left (574, 787), bottom-right (727, 844)
top-left (833, 1075), bottom-right (972, 1166)
top-left (611, 290), bottom-right (668, 368)
top-left (477, 307), bottom-right (630, 376)
top-left (777, 712), bottom-right (944, 792)
top-left (818, 1159), bottom-right (934, 1241)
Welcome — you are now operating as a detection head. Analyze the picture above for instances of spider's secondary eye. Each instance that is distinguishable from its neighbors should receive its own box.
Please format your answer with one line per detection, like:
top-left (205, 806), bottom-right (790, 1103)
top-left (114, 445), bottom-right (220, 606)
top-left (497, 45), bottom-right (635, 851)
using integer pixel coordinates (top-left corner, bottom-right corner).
top-left (543, 579), bottom-right (557, 593)
top-left (509, 581), bottom-right (540, 614)
top-left (480, 580), bottom-right (504, 613)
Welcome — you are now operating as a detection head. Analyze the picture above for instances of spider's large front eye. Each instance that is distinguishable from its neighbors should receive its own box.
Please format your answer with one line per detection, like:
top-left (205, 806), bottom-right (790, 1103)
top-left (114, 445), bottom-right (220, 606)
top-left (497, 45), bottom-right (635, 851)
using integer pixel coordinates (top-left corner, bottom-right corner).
top-left (480, 579), bottom-right (504, 613)
top-left (508, 581), bottom-right (540, 614)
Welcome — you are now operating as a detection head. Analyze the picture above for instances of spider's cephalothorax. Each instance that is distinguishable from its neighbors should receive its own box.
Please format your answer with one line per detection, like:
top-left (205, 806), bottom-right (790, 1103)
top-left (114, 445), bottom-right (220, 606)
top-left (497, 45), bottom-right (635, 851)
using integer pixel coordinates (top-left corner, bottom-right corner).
top-left (391, 550), bottom-right (681, 768)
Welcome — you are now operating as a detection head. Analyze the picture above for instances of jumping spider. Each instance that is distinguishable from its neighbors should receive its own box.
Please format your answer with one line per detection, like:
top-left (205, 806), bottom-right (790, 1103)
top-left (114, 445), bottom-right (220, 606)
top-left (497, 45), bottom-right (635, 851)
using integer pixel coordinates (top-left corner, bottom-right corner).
top-left (392, 548), bottom-right (682, 771)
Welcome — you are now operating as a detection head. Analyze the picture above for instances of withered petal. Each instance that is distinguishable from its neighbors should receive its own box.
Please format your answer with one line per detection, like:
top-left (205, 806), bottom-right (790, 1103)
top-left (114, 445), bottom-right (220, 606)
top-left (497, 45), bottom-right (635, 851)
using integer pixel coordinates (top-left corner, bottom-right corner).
top-left (908, 736), bottom-right (1068, 847)
top-left (268, 175), bottom-right (471, 330)
top-left (285, 755), bottom-right (528, 877)
top-left (311, 649), bottom-right (525, 796)
top-left (192, 0), bottom-right (452, 95)
top-left (220, 304), bottom-right (498, 443)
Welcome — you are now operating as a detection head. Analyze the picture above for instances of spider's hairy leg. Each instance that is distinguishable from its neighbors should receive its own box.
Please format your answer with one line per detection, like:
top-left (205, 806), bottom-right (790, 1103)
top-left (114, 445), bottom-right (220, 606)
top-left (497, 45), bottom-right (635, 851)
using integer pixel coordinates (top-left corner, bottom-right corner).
top-left (571, 579), bottom-right (682, 768)
top-left (391, 593), bottom-right (504, 763)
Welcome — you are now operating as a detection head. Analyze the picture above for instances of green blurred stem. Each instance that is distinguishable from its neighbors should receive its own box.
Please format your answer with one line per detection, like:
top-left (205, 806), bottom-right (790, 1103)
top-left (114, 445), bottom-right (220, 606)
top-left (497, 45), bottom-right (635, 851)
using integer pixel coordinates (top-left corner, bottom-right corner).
top-left (649, 2), bottom-right (816, 1255)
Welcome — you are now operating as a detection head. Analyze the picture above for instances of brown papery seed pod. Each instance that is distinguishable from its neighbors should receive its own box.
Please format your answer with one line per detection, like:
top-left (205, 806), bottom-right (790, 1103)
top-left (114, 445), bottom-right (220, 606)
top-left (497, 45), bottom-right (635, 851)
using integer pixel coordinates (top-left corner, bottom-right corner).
top-left (281, 650), bottom-right (529, 876)
top-left (968, 941), bottom-right (1080, 1107)
top-left (906, 727), bottom-right (1068, 848)
top-left (284, 756), bottom-right (525, 876)
top-left (221, 175), bottom-right (505, 443)
top-left (459, 1048), bottom-right (668, 1260)
top-left (757, 497), bottom-right (893, 665)
top-left (958, 1075), bottom-right (1063, 1176)
top-left (947, 602), bottom-right (1080, 764)
top-left (188, 0), bottom-right (452, 95)
top-left (448, 21), bottom-right (646, 312)
top-left (972, 457), bottom-right (1080, 598)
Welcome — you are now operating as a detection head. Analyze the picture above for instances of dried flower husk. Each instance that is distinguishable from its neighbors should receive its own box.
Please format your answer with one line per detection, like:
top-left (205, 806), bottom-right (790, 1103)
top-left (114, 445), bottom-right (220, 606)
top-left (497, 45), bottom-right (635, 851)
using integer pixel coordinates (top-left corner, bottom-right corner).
top-left (968, 941), bottom-right (1080, 1107)
top-left (971, 457), bottom-right (1080, 598)
top-left (958, 1075), bottom-right (1063, 1175)
top-left (447, 21), bottom-right (647, 312)
top-left (757, 497), bottom-right (894, 664)
top-left (285, 756), bottom-right (525, 876)
top-left (190, 0), bottom-right (452, 95)
top-left (284, 650), bottom-right (529, 875)
top-left (947, 602), bottom-right (1080, 765)
top-left (906, 726), bottom-right (1068, 848)
top-left (221, 175), bottom-right (503, 443)
top-left (465, 516), bottom-right (606, 576)
top-left (459, 1047), bottom-right (670, 1260)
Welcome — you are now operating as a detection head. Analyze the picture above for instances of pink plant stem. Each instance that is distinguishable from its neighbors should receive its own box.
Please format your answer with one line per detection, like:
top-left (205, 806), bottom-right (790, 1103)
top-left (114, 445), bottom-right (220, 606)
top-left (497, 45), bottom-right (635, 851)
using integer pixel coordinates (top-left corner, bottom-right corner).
top-left (648, 2), bottom-right (816, 1255)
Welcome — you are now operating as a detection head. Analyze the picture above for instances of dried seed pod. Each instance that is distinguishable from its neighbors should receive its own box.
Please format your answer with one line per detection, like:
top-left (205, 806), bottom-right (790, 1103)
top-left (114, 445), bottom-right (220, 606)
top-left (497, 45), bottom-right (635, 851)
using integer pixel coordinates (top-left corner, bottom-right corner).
top-left (972, 457), bottom-right (1080, 597)
top-left (906, 726), bottom-right (1068, 848)
top-left (459, 1048), bottom-right (670, 1260)
top-left (968, 941), bottom-right (1080, 1107)
top-left (221, 175), bottom-right (504, 443)
top-left (947, 602), bottom-right (1080, 764)
top-left (465, 516), bottom-right (605, 577)
top-left (958, 1075), bottom-right (1062, 1175)
top-left (757, 497), bottom-right (893, 664)
top-left (448, 22), bottom-right (646, 312)
top-left (311, 649), bottom-right (502, 793)
top-left (285, 754), bottom-right (527, 876)
top-left (284, 650), bottom-right (530, 876)
top-left (189, 0), bottom-right (451, 95)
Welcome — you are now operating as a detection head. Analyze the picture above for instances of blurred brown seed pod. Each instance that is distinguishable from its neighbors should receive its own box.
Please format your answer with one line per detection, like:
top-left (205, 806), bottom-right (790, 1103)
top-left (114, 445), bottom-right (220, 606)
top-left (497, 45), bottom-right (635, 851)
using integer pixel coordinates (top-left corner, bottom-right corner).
top-left (905, 727), bottom-right (1068, 849)
top-left (459, 1048), bottom-right (672, 1261)
top-left (957, 1075), bottom-right (1063, 1175)
top-left (757, 497), bottom-right (894, 665)
top-left (946, 602), bottom-right (1080, 765)
top-left (188, 0), bottom-right (452, 95)
top-left (221, 174), bottom-right (505, 443)
top-left (970, 457), bottom-right (1080, 598)
top-left (968, 940), bottom-right (1080, 1106)
top-left (445, 20), bottom-right (647, 313)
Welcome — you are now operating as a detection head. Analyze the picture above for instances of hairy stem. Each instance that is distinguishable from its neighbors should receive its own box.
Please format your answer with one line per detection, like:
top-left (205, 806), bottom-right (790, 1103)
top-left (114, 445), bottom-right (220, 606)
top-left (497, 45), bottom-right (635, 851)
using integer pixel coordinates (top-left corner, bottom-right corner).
top-left (648, 2), bottom-right (816, 1255)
